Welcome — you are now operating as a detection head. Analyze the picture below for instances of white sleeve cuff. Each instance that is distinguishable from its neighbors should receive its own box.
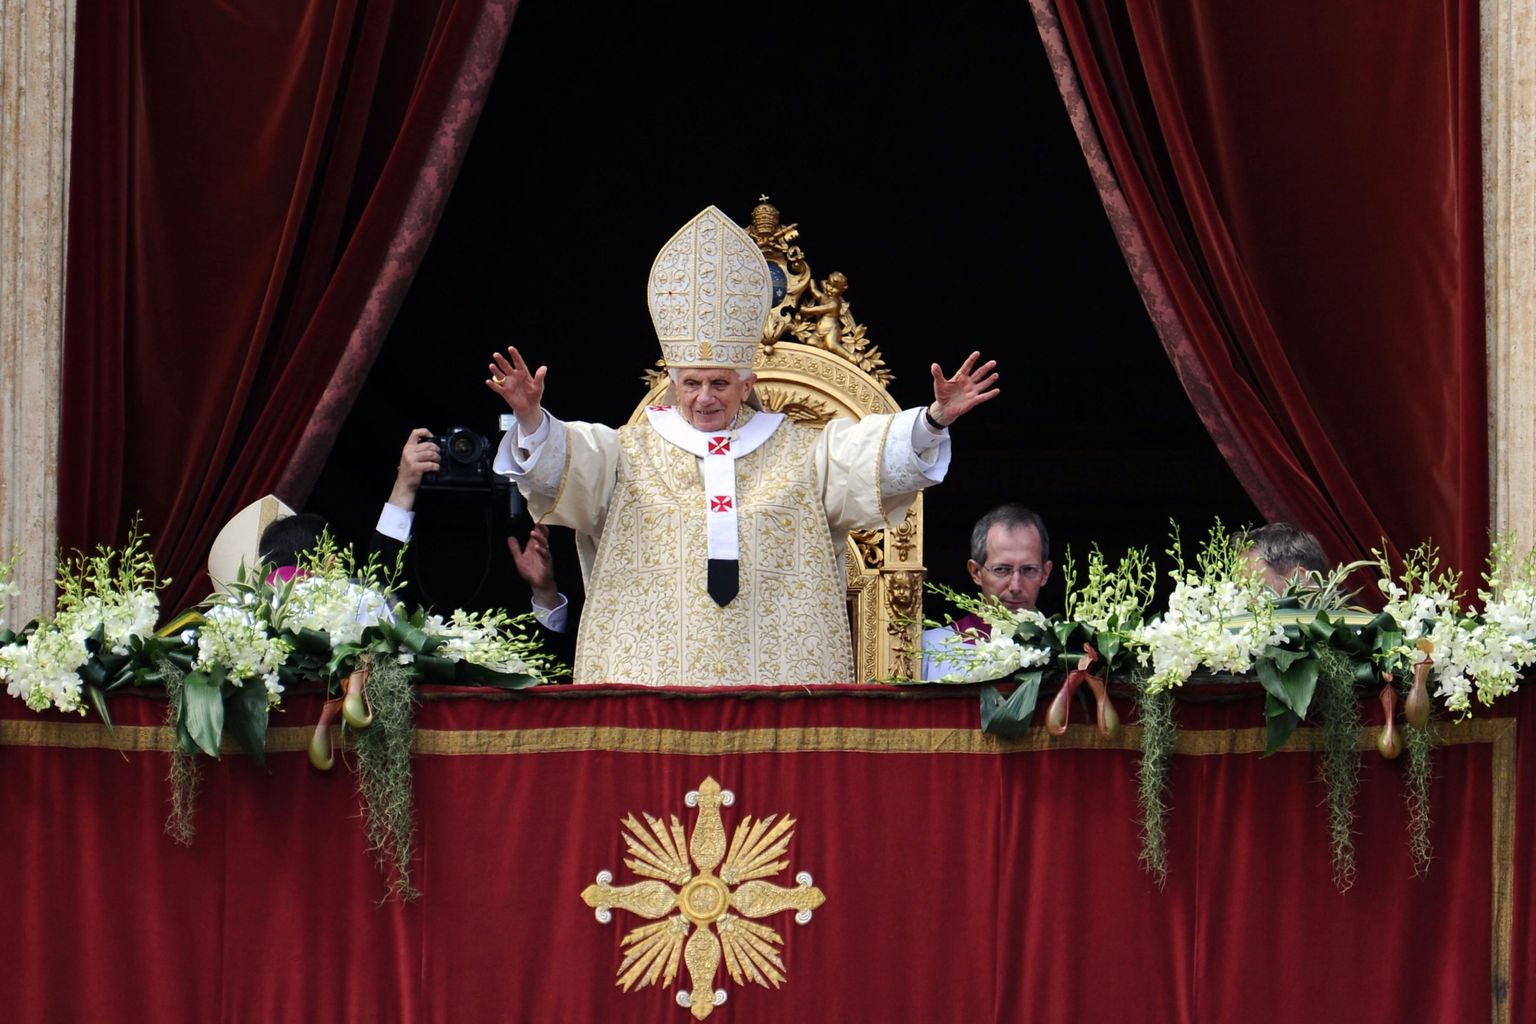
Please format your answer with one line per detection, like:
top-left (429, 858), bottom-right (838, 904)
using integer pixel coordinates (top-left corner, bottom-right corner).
top-left (493, 411), bottom-right (552, 476)
top-left (910, 408), bottom-right (949, 452)
top-left (532, 592), bottom-right (569, 633)
top-left (884, 408), bottom-right (950, 491)
top-left (375, 503), bottom-right (414, 542)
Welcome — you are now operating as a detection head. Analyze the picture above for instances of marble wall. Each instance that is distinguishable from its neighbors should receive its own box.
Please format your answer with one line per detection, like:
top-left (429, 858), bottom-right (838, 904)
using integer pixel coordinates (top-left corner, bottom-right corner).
top-left (0, 0), bottom-right (73, 626)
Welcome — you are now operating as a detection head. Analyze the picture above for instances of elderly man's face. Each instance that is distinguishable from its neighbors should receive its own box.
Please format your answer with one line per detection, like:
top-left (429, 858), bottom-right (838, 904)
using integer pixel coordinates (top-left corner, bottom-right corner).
top-left (968, 523), bottom-right (1053, 612)
top-left (675, 368), bottom-right (755, 431)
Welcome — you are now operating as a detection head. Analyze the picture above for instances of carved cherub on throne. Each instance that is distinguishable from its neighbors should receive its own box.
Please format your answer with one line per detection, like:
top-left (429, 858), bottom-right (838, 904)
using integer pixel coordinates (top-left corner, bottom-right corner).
top-left (801, 271), bottom-right (853, 359)
top-left (637, 197), bottom-right (926, 682)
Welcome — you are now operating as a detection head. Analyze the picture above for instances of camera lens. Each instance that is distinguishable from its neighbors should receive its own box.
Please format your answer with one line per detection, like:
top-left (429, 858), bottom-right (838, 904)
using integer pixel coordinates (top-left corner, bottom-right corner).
top-left (448, 431), bottom-right (478, 463)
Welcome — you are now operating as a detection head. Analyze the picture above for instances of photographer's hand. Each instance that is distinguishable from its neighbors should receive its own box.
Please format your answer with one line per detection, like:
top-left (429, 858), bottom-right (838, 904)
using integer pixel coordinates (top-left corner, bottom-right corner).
top-left (389, 428), bottom-right (442, 511)
top-left (508, 524), bottom-right (559, 608)
top-left (486, 346), bottom-right (547, 434)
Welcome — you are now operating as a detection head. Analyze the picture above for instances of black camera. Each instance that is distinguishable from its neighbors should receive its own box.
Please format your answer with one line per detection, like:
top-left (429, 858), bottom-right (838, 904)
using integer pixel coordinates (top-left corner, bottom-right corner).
top-left (423, 426), bottom-right (492, 490)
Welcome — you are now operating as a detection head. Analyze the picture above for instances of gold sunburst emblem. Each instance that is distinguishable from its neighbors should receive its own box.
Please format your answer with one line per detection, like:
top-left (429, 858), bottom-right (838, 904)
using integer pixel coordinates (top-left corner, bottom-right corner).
top-left (580, 777), bottom-right (826, 1019)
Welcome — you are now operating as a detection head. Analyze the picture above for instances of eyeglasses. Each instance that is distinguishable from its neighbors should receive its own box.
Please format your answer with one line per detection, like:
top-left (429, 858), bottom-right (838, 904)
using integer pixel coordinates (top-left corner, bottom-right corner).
top-left (983, 564), bottom-right (1044, 582)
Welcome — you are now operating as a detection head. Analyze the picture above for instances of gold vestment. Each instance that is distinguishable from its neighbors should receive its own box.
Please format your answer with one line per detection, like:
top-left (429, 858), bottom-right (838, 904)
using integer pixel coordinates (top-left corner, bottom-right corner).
top-left (504, 407), bottom-right (944, 685)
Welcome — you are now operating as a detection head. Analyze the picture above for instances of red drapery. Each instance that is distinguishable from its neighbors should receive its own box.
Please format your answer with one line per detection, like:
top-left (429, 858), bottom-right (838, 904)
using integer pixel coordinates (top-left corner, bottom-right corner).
top-left (59, 0), bottom-right (518, 614)
top-left (0, 685), bottom-right (1521, 1022)
top-left (1028, 0), bottom-right (1488, 576)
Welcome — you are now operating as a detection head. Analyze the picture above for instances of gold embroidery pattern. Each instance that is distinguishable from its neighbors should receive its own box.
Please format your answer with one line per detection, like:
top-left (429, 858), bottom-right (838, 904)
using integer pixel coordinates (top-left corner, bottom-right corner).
top-left (649, 207), bottom-right (770, 366)
top-left (581, 777), bottom-right (825, 1019)
top-left (575, 419), bottom-right (854, 685)
top-left (628, 328), bottom-right (925, 684)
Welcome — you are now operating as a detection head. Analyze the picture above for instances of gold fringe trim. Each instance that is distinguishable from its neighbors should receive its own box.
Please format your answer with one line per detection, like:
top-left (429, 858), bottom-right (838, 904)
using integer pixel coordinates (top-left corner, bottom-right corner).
top-left (0, 716), bottom-right (1513, 756)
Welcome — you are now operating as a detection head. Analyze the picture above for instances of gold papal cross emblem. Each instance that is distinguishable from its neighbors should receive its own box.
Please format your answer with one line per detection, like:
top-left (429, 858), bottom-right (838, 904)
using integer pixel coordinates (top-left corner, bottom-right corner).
top-left (580, 777), bottom-right (826, 1019)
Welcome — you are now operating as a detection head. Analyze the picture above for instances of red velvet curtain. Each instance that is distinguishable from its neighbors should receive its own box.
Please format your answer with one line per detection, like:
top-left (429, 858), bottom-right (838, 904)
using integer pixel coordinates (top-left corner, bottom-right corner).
top-left (59, 0), bottom-right (518, 614)
top-left (0, 686), bottom-right (1519, 1022)
top-left (1028, 0), bottom-right (1487, 576)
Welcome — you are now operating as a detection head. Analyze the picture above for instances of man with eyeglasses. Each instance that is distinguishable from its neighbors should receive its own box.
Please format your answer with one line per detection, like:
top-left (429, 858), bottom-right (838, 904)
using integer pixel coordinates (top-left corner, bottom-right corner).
top-left (921, 504), bottom-right (1053, 679)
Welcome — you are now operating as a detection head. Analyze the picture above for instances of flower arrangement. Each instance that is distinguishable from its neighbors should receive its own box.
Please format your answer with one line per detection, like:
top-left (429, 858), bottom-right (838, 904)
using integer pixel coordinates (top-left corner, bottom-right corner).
top-left (922, 585), bottom-right (1053, 685)
top-left (926, 521), bottom-right (1534, 890)
top-left (1375, 540), bottom-right (1536, 719)
top-left (13, 515), bottom-right (1536, 898)
top-left (1132, 523), bottom-right (1283, 692)
top-left (0, 526), bottom-right (167, 717)
top-left (922, 543), bottom-right (1155, 737)
top-left (0, 523), bottom-right (564, 900)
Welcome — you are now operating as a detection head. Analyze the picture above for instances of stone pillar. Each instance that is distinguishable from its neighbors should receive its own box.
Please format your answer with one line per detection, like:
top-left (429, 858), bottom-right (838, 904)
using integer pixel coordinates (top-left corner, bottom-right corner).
top-left (0, 1), bottom-right (75, 626)
top-left (1484, 0), bottom-right (1536, 545)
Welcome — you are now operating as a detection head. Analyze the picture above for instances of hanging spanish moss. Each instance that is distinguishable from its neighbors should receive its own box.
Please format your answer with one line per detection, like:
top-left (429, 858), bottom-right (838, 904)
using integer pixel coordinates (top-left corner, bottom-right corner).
top-left (1401, 697), bottom-right (1434, 878)
top-left (1135, 676), bottom-right (1175, 889)
top-left (1313, 647), bottom-right (1360, 892)
top-left (350, 658), bottom-right (419, 901)
top-left (160, 658), bottom-right (201, 846)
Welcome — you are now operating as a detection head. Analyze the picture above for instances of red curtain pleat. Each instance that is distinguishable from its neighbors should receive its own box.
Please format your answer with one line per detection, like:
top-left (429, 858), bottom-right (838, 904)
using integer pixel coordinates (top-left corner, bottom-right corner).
top-left (1029, 0), bottom-right (1488, 577)
top-left (0, 688), bottom-right (1513, 1021)
top-left (59, 0), bottom-right (518, 615)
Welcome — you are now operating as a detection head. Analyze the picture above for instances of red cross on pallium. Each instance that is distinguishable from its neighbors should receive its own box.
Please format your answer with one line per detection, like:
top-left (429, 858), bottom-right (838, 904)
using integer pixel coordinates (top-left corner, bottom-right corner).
top-left (710, 496), bottom-right (733, 512)
top-left (708, 436), bottom-right (731, 455)
top-left (648, 404), bottom-right (672, 412)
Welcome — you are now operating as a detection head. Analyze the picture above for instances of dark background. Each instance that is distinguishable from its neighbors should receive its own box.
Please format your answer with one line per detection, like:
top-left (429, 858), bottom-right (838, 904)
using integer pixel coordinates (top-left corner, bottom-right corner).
top-left (310, 0), bottom-right (1256, 622)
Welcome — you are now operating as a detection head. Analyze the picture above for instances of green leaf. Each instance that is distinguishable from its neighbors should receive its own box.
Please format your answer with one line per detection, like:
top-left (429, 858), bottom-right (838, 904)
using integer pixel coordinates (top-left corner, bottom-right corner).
top-left (1050, 620), bottom-right (1087, 653)
top-left (1096, 633), bottom-right (1122, 665)
top-left (180, 671), bottom-right (224, 758)
top-left (325, 646), bottom-right (359, 677)
top-left (1326, 623), bottom-right (1368, 657)
top-left (164, 648), bottom-right (197, 672)
top-left (1365, 611), bottom-right (1396, 633)
top-left (223, 681), bottom-right (270, 767)
top-left (293, 628), bottom-right (333, 656)
top-left (1302, 611), bottom-right (1336, 644)
top-left (388, 620), bottom-right (431, 656)
top-left (85, 684), bottom-right (114, 735)
top-left (979, 670), bottom-right (1043, 738)
top-left (77, 657), bottom-right (109, 690)
top-left (413, 653), bottom-right (458, 682)
top-left (1264, 646), bottom-right (1310, 672)
top-left (462, 665), bottom-right (543, 690)
top-left (1255, 651), bottom-right (1320, 719)
top-left (1263, 694), bottom-right (1301, 756)
top-left (1015, 619), bottom-right (1053, 647)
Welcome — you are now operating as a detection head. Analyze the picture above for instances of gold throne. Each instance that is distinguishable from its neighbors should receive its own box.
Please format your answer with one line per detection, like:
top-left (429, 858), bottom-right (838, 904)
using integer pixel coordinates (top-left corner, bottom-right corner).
top-left (629, 198), bottom-right (926, 681)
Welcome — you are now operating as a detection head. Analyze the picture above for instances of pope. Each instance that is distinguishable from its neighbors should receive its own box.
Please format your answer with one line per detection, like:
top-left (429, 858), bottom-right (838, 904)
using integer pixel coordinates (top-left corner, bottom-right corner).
top-left (488, 206), bottom-right (996, 685)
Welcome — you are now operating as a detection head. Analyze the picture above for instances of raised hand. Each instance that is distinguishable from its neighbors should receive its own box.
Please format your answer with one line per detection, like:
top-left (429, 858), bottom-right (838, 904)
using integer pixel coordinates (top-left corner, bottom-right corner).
top-left (928, 351), bottom-right (999, 426)
top-left (507, 524), bottom-right (558, 607)
top-left (389, 427), bottom-right (442, 511)
top-left (486, 346), bottom-right (548, 433)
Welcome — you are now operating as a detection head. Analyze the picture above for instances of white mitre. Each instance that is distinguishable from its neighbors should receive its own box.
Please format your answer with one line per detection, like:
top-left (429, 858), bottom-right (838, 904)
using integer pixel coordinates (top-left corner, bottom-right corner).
top-left (206, 494), bottom-right (294, 593)
top-left (647, 205), bottom-right (773, 371)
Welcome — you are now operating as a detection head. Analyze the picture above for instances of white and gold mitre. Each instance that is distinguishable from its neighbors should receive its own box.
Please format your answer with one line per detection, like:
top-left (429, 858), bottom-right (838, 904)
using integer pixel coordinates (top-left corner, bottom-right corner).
top-left (648, 205), bottom-right (772, 371)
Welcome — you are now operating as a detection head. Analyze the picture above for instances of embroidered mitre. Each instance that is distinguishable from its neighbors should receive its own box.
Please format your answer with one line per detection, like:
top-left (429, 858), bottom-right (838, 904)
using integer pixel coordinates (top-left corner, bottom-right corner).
top-left (648, 205), bottom-right (772, 371)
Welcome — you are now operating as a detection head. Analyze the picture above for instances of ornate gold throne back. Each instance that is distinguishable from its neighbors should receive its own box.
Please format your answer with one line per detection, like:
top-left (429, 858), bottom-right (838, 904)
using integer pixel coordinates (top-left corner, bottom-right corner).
top-left (629, 199), bottom-right (926, 681)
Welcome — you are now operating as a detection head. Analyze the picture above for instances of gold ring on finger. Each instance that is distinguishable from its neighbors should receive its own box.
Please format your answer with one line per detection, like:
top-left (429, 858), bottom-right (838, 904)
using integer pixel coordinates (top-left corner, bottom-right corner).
top-left (492, 374), bottom-right (506, 384)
